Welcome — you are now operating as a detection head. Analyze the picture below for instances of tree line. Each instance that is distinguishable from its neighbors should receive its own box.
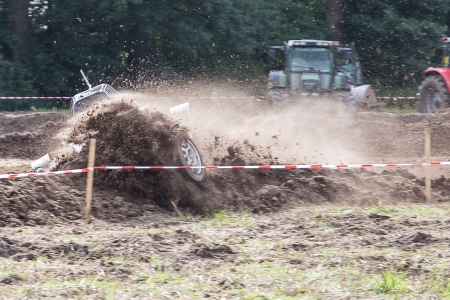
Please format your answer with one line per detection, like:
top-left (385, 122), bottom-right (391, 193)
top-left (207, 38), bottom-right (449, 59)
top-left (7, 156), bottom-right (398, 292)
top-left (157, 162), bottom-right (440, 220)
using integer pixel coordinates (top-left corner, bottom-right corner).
top-left (1, 0), bottom-right (449, 110)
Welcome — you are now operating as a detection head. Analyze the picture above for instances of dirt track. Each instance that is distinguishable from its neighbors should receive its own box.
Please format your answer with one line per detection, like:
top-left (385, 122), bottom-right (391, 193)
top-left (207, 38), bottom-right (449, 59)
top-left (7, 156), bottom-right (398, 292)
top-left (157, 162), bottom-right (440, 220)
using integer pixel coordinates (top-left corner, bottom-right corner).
top-left (2, 96), bottom-right (450, 298)
top-left (2, 97), bottom-right (450, 218)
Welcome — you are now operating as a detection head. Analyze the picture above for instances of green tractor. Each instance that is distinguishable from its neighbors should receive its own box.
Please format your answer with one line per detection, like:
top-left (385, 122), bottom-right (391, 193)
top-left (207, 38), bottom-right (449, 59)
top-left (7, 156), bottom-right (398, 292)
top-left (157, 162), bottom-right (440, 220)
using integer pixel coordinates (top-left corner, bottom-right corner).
top-left (266, 39), bottom-right (378, 108)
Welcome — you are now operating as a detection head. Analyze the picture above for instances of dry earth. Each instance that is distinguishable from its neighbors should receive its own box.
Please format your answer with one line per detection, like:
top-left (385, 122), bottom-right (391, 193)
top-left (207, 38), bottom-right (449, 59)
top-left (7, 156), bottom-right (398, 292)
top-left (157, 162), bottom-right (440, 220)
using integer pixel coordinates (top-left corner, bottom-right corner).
top-left (1, 205), bottom-right (450, 299)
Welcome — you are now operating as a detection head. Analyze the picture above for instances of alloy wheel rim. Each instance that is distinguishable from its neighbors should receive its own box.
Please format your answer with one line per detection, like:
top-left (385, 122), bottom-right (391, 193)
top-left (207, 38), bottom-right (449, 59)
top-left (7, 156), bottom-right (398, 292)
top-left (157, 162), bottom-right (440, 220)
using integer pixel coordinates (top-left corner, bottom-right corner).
top-left (181, 139), bottom-right (202, 175)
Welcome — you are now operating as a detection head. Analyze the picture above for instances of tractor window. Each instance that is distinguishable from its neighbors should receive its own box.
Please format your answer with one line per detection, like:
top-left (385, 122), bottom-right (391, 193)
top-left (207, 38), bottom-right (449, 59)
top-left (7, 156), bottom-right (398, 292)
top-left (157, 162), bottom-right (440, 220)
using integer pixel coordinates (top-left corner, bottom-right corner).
top-left (336, 50), bottom-right (355, 73)
top-left (290, 47), bottom-right (331, 72)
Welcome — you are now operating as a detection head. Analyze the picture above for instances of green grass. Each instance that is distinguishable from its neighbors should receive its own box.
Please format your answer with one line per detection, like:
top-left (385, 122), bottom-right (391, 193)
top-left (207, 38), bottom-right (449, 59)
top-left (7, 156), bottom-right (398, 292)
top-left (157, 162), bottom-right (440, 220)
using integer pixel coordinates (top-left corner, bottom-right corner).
top-left (380, 106), bottom-right (417, 114)
top-left (4, 204), bottom-right (450, 299)
top-left (27, 107), bottom-right (70, 113)
top-left (318, 247), bottom-right (350, 258)
top-left (375, 82), bottom-right (419, 110)
top-left (136, 228), bottom-right (158, 235)
top-left (355, 248), bottom-right (400, 257)
top-left (361, 204), bottom-right (448, 220)
top-left (439, 279), bottom-right (450, 297)
top-left (373, 269), bottom-right (408, 295)
top-left (201, 209), bottom-right (258, 227)
top-left (375, 83), bottom-right (418, 98)
top-left (243, 293), bottom-right (270, 300)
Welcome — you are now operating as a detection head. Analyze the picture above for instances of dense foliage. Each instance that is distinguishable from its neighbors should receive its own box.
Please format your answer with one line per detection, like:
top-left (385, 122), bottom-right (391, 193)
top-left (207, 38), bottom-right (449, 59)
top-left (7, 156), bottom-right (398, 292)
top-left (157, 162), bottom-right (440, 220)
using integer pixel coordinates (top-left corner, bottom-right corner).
top-left (0, 0), bottom-right (449, 110)
top-left (345, 0), bottom-right (450, 87)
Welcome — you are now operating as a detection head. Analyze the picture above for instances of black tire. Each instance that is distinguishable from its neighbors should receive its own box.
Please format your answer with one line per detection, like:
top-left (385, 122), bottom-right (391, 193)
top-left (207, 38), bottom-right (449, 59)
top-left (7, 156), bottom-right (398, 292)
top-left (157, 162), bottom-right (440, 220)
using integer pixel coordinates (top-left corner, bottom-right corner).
top-left (265, 89), bottom-right (290, 109)
top-left (418, 76), bottom-right (450, 113)
top-left (177, 137), bottom-right (205, 182)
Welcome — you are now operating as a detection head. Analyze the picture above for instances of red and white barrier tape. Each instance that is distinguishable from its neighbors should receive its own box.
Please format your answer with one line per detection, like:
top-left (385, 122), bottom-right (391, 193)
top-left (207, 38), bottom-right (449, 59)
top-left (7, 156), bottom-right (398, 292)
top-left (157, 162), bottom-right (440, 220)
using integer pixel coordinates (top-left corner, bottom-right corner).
top-left (0, 168), bottom-right (90, 179)
top-left (0, 97), bottom-right (72, 100)
top-left (94, 162), bottom-right (449, 170)
top-left (2, 162), bottom-right (449, 180)
top-left (0, 96), bottom-right (418, 101)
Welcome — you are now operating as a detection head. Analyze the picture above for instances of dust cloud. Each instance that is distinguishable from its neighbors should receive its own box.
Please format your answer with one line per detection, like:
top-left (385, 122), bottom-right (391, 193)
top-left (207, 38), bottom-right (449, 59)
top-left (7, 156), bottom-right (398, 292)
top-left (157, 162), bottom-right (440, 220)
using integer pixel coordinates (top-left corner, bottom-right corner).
top-left (126, 88), bottom-right (366, 166)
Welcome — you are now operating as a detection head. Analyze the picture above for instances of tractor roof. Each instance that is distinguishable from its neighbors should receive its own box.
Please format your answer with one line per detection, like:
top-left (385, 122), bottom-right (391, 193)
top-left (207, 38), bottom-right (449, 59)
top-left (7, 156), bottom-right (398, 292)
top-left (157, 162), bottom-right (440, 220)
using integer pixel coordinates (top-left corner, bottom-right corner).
top-left (287, 40), bottom-right (340, 46)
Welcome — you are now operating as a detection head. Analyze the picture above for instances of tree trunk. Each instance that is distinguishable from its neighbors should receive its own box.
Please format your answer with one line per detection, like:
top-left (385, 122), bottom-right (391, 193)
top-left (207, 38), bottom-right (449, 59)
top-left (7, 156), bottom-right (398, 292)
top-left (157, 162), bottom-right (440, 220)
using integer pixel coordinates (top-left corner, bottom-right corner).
top-left (326, 0), bottom-right (345, 42)
top-left (11, 0), bottom-right (30, 35)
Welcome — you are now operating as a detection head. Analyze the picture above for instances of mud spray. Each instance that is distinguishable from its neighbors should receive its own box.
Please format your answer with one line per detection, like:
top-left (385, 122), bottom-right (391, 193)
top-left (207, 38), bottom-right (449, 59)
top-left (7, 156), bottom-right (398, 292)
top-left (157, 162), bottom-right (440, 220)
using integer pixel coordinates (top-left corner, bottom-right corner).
top-left (3, 89), bottom-right (450, 226)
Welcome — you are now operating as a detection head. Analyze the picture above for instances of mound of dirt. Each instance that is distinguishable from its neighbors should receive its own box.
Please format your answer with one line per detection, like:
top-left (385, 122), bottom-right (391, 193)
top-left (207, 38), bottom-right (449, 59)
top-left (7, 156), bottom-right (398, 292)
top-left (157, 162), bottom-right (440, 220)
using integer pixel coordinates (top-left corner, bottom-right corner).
top-left (0, 175), bottom-right (154, 227)
top-left (55, 101), bottom-right (194, 208)
top-left (0, 112), bottom-right (67, 159)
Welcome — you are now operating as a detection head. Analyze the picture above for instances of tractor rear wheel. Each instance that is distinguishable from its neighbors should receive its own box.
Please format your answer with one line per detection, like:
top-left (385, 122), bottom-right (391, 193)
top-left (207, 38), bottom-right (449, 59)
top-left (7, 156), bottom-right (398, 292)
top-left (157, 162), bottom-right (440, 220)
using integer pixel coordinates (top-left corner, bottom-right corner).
top-left (418, 76), bottom-right (450, 113)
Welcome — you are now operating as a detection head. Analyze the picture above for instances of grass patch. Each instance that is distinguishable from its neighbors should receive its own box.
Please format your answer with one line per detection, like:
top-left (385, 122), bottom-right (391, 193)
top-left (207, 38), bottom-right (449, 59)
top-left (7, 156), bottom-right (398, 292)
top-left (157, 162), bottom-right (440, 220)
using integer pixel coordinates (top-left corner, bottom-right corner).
top-left (438, 278), bottom-right (450, 297)
top-left (376, 83), bottom-right (418, 111)
top-left (26, 107), bottom-right (70, 113)
top-left (201, 210), bottom-right (257, 227)
top-left (318, 247), bottom-right (349, 258)
top-left (380, 106), bottom-right (417, 114)
top-left (361, 204), bottom-right (449, 220)
top-left (235, 254), bottom-right (254, 265)
top-left (373, 269), bottom-right (408, 295)
top-left (243, 293), bottom-right (269, 300)
top-left (136, 228), bottom-right (158, 235)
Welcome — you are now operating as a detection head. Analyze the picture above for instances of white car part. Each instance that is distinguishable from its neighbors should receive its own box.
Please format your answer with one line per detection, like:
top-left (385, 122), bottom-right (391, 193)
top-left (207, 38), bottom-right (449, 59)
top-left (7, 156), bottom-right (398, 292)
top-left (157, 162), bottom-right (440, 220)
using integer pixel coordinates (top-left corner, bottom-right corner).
top-left (30, 154), bottom-right (50, 172)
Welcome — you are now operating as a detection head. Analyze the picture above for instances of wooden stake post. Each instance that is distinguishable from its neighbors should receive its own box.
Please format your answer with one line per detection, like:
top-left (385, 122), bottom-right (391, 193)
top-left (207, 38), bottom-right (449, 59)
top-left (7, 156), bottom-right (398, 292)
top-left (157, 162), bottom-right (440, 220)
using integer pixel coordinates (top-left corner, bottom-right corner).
top-left (425, 128), bottom-right (431, 202)
top-left (84, 139), bottom-right (96, 221)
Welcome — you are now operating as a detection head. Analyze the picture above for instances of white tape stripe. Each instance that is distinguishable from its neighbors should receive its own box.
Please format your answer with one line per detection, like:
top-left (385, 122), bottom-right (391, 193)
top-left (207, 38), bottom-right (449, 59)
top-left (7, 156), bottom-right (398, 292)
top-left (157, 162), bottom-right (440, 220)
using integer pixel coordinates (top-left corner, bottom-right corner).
top-left (158, 96), bottom-right (257, 99)
top-left (0, 168), bottom-right (89, 179)
top-left (377, 97), bottom-right (418, 99)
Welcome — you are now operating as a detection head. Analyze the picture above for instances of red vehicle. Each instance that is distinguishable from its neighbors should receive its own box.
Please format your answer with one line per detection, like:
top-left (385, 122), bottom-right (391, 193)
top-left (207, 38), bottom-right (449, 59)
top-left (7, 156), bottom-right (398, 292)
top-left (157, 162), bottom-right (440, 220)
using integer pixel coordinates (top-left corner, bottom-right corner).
top-left (418, 37), bottom-right (450, 113)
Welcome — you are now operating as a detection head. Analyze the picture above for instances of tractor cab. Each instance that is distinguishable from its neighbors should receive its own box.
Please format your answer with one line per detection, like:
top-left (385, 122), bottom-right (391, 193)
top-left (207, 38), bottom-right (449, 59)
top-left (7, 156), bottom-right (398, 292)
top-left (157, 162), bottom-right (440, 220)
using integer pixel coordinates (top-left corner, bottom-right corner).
top-left (268, 40), bottom-right (364, 92)
top-left (441, 37), bottom-right (450, 67)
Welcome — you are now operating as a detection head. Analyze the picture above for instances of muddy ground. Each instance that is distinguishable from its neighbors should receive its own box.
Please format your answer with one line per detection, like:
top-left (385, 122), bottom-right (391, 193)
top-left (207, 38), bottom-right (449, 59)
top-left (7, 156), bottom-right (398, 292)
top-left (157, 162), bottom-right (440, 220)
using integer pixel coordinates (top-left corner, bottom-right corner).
top-left (2, 95), bottom-right (450, 298)
top-left (1, 205), bottom-right (450, 299)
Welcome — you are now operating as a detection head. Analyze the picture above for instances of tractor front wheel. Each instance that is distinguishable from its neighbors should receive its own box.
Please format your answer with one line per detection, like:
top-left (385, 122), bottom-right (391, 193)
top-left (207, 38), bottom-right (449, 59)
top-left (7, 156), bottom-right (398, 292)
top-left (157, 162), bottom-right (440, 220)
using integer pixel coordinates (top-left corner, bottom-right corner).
top-left (265, 89), bottom-right (290, 109)
top-left (418, 76), bottom-right (450, 113)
